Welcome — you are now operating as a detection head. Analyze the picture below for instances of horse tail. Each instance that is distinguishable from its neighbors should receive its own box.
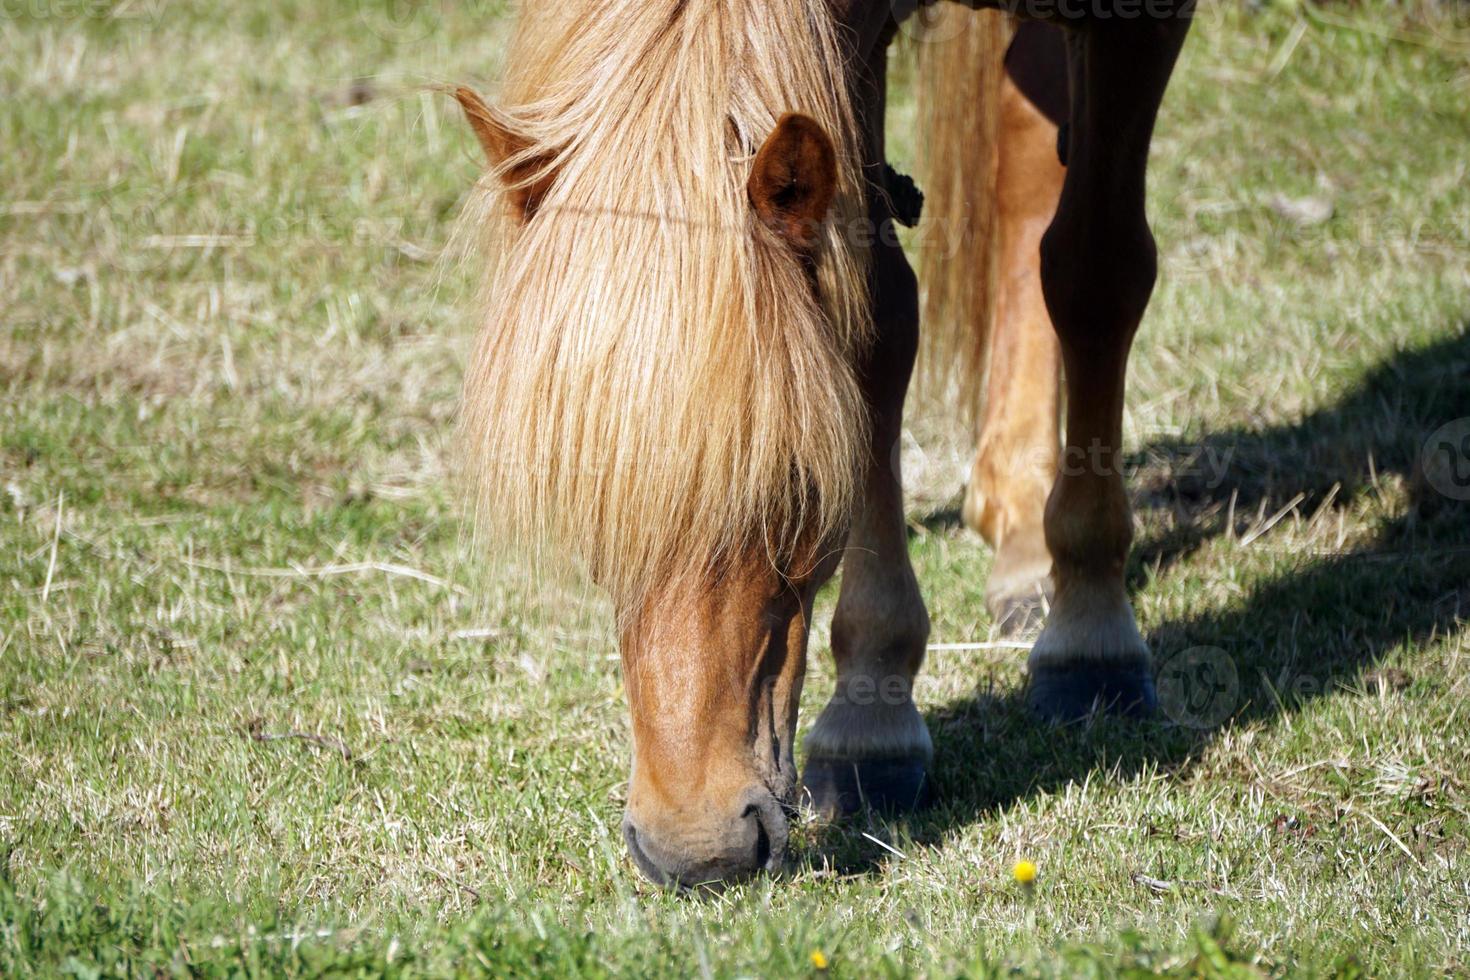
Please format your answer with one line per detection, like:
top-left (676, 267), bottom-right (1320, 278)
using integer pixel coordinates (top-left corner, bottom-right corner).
top-left (914, 8), bottom-right (1013, 425)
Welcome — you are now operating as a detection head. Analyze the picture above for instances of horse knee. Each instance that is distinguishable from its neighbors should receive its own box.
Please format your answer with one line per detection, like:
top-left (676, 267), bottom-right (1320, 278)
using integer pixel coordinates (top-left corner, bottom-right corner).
top-left (1038, 210), bottom-right (1157, 350)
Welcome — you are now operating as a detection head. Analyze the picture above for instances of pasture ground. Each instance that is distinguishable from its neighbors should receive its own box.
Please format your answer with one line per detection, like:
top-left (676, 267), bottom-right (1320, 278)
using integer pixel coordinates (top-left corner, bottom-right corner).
top-left (3, 0), bottom-right (1469, 975)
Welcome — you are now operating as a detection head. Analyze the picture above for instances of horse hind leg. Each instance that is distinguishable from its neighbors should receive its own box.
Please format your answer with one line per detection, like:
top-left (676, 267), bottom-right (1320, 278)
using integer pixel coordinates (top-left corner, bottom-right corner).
top-left (1026, 15), bottom-right (1191, 722)
top-left (964, 47), bottom-right (1066, 637)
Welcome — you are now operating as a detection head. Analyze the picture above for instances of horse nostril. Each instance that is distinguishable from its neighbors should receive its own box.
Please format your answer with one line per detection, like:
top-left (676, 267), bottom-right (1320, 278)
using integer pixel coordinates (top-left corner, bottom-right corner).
top-left (742, 795), bottom-right (786, 871)
top-left (750, 808), bottom-right (772, 869)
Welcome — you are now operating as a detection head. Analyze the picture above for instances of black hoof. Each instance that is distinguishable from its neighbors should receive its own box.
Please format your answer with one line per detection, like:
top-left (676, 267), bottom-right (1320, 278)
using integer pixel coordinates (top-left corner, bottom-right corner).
top-left (801, 757), bottom-right (930, 820)
top-left (1026, 661), bottom-right (1157, 722)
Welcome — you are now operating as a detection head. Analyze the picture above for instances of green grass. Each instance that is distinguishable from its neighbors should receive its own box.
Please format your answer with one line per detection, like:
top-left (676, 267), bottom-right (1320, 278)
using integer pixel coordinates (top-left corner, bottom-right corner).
top-left (3, 0), bottom-right (1469, 975)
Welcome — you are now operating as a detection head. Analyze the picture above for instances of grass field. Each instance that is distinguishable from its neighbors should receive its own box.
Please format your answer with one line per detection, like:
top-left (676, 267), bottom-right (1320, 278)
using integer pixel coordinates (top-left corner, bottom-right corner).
top-left (4, 0), bottom-right (1470, 975)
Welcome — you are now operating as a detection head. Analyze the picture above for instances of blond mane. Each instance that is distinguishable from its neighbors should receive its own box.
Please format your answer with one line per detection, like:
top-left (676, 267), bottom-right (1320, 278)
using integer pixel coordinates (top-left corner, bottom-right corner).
top-left (457, 0), bottom-right (870, 605)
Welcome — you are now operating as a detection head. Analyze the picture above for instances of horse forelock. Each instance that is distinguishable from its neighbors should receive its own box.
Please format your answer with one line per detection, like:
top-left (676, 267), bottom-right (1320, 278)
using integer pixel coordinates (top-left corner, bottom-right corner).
top-left (457, 0), bottom-right (870, 609)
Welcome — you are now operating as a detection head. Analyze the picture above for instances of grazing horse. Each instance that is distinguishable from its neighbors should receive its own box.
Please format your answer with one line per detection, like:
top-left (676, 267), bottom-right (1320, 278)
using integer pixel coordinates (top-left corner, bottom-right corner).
top-left (454, 0), bottom-right (1192, 887)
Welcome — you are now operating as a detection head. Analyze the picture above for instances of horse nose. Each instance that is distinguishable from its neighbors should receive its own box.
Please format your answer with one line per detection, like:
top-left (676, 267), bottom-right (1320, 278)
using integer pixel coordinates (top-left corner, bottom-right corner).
top-left (621, 788), bottom-right (788, 889)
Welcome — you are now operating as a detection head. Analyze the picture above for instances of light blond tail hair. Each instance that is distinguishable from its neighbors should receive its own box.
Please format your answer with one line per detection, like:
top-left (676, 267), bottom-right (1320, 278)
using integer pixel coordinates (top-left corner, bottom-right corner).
top-left (915, 8), bottom-right (1013, 428)
top-left (456, 0), bottom-right (869, 608)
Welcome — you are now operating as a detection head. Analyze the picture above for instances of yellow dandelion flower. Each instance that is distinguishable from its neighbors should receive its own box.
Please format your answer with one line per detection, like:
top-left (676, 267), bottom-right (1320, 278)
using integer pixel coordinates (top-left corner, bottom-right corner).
top-left (1012, 859), bottom-right (1038, 885)
top-left (810, 949), bottom-right (829, 971)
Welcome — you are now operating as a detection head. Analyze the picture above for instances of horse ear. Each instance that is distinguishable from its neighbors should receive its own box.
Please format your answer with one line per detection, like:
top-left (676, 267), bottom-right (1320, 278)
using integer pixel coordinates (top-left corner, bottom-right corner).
top-left (747, 113), bottom-right (837, 252)
top-left (453, 86), bottom-right (552, 220)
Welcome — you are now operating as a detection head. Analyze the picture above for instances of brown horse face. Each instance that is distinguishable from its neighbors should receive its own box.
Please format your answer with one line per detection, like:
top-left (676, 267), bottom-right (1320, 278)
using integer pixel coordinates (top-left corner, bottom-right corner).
top-left (618, 552), bottom-right (837, 888)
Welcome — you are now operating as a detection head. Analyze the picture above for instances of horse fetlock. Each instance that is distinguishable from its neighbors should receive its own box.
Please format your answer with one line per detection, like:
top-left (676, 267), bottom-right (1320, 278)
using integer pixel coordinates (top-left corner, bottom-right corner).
top-left (829, 571), bottom-right (930, 687)
top-left (1045, 472), bottom-right (1132, 562)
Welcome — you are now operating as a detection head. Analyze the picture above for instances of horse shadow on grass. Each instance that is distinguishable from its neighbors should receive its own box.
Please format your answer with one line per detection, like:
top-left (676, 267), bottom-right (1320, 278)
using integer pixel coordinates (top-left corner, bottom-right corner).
top-left (808, 321), bottom-right (1470, 874)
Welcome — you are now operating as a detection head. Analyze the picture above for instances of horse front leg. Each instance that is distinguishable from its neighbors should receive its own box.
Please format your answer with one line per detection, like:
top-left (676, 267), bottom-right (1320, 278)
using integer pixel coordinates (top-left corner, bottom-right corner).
top-left (802, 217), bottom-right (933, 818)
top-left (1025, 14), bottom-right (1191, 720)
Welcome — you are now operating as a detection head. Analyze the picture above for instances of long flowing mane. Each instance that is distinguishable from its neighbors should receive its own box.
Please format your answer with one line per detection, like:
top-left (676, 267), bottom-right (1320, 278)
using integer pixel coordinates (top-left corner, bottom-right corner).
top-left (458, 0), bottom-right (869, 605)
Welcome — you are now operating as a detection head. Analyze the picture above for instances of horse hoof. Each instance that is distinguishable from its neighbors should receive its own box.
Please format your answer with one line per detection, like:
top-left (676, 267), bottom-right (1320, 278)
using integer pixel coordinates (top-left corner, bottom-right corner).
top-left (1026, 661), bottom-right (1157, 722)
top-left (801, 756), bottom-right (930, 820)
top-left (988, 593), bottom-right (1047, 638)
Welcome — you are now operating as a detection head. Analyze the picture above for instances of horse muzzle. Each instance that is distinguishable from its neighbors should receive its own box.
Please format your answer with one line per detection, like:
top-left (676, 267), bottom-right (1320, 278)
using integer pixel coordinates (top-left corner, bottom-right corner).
top-left (621, 786), bottom-right (788, 889)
